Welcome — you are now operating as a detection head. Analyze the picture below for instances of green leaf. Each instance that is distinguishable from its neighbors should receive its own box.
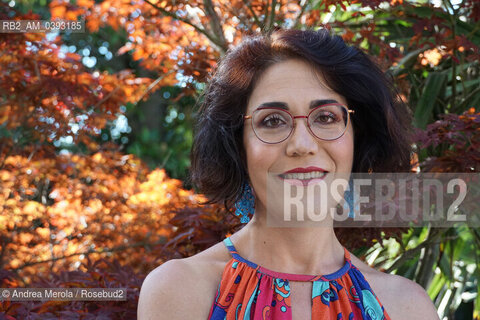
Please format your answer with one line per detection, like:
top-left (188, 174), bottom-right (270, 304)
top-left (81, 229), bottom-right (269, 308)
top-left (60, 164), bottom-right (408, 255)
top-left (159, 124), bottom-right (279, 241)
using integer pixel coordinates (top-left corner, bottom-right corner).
top-left (475, 280), bottom-right (480, 320)
top-left (413, 72), bottom-right (448, 129)
top-left (394, 19), bottom-right (412, 28)
top-left (403, 4), bottom-right (434, 18)
top-left (446, 78), bottom-right (480, 98)
top-left (438, 251), bottom-right (453, 280)
top-left (427, 272), bottom-right (447, 299)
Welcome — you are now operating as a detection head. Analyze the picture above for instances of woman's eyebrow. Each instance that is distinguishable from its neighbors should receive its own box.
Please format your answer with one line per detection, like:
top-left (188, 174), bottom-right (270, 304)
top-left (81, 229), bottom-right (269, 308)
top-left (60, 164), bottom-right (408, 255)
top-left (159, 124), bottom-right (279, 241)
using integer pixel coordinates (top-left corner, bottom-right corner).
top-left (255, 99), bottom-right (339, 110)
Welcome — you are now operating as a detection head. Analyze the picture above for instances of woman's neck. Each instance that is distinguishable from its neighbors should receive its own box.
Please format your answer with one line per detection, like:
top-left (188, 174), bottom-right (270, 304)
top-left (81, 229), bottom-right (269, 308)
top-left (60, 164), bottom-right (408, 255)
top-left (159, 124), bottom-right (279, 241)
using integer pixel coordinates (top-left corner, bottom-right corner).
top-left (230, 214), bottom-right (346, 276)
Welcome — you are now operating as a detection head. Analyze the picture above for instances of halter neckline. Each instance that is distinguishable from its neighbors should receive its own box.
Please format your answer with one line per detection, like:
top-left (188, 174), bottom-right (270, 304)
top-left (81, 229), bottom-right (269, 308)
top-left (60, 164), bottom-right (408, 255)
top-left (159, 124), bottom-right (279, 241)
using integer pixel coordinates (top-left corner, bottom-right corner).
top-left (223, 237), bottom-right (352, 282)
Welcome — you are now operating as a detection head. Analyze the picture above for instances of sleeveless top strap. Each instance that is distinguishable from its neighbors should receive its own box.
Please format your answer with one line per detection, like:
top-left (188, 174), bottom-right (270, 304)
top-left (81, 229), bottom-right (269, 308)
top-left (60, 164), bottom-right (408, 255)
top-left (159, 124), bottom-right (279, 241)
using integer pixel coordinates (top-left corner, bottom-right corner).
top-left (344, 246), bottom-right (351, 262)
top-left (223, 237), bottom-right (260, 270)
top-left (223, 237), bottom-right (237, 255)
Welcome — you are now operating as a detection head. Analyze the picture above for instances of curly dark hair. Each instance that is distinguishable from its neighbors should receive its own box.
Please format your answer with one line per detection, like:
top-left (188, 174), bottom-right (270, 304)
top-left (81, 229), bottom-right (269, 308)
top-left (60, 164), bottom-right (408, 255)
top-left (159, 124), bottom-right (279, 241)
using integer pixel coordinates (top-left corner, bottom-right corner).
top-left (190, 28), bottom-right (413, 210)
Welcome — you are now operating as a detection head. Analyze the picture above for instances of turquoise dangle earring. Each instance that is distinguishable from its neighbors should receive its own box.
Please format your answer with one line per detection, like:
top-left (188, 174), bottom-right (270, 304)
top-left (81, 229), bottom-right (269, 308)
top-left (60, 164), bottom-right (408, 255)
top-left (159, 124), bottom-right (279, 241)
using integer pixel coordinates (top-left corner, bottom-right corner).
top-left (234, 183), bottom-right (255, 223)
top-left (343, 178), bottom-right (356, 218)
top-left (344, 169), bottom-right (372, 218)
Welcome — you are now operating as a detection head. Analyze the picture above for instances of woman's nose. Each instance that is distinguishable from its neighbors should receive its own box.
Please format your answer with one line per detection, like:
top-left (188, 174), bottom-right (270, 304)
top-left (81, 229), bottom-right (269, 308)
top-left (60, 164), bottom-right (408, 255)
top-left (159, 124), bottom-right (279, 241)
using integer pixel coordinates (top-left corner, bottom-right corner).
top-left (285, 119), bottom-right (319, 156)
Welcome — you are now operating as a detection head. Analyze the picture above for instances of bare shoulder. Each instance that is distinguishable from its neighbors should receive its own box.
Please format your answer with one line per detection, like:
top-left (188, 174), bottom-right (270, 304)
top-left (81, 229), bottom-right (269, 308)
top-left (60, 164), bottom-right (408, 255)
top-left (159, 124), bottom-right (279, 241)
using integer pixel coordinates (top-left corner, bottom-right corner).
top-left (373, 272), bottom-right (439, 320)
top-left (137, 241), bottom-right (230, 320)
top-left (350, 254), bottom-right (439, 320)
top-left (137, 258), bottom-right (199, 320)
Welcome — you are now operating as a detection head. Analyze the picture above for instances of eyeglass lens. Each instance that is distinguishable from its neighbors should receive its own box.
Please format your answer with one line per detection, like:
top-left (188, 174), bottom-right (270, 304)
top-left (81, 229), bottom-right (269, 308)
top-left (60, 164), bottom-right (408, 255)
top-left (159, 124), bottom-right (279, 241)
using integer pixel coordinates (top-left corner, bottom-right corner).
top-left (251, 105), bottom-right (348, 143)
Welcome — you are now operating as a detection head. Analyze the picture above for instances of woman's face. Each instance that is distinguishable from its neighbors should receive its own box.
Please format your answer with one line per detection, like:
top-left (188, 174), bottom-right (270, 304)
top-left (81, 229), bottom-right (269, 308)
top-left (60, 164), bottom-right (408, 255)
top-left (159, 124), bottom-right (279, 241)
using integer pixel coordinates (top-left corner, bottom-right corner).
top-left (243, 59), bottom-right (354, 218)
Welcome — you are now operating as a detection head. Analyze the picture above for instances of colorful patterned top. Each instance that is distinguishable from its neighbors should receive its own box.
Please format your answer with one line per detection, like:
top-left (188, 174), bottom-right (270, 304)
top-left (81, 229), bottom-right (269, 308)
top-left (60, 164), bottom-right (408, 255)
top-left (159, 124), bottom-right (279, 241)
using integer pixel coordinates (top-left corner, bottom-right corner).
top-left (208, 237), bottom-right (391, 320)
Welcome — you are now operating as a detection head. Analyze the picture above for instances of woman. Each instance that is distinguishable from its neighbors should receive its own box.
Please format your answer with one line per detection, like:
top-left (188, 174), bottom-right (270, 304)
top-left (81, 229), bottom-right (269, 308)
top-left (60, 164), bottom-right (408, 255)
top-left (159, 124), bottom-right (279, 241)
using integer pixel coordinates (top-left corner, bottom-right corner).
top-left (138, 28), bottom-right (439, 319)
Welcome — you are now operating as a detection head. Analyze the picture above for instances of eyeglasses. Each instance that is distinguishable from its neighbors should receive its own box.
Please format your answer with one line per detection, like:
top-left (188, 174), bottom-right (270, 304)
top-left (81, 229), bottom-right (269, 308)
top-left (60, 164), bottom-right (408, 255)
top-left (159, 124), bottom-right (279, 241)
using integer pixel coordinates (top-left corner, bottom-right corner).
top-left (244, 103), bottom-right (354, 144)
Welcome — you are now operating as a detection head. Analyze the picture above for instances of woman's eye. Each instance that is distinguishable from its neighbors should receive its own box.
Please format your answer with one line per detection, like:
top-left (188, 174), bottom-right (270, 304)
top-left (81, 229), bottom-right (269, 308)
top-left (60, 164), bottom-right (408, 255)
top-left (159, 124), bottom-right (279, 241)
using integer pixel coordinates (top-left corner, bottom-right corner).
top-left (261, 114), bottom-right (286, 127)
top-left (315, 112), bottom-right (338, 124)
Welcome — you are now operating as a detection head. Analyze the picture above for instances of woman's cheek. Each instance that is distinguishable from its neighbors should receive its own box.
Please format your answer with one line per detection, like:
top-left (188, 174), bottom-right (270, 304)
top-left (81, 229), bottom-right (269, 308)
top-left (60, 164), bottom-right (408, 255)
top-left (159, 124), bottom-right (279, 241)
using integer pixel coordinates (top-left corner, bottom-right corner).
top-left (245, 142), bottom-right (276, 206)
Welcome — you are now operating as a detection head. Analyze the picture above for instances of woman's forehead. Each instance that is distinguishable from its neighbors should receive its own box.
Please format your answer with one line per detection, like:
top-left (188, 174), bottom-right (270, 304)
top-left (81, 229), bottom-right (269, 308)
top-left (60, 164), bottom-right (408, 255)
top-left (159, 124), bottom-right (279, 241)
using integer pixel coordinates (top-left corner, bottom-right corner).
top-left (246, 59), bottom-right (346, 112)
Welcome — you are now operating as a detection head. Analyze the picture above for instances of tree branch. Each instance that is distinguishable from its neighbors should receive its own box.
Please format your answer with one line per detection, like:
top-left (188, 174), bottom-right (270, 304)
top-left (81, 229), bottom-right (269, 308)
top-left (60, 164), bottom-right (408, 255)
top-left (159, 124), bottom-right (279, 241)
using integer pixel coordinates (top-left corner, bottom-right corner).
top-left (9, 238), bottom-right (167, 272)
top-left (268, 0), bottom-right (277, 30)
top-left (264, 0), bottom-right (277, 32)
top-left (243, 0), bottom-right (263, 29)
top-left (94, 86), bottom-right (120, 110)
top-left (264, 0), bottom-right (269, 29)
top-left (0, 143), bottom-right (12, 171)
top-left (293, 0), bottom-right (309, 29)
top-left (443, 0), bottom-right (458, 111)
top-left (467, 19), bottom-right (480, 39)
top-left (0, 235), bottom-right (11, 269)
top-left (33, 59), bottom-right (41, 81)
top-left (457, 86), bottom-right (480, 111)
top-left (202, 0), bottom-right (228, 53)
top-left (135, 69), bottom-right (175, 104)
top-left (142, 0), bottom-right (226, 51)
top-left (384, 228), bottom-right (445, 273)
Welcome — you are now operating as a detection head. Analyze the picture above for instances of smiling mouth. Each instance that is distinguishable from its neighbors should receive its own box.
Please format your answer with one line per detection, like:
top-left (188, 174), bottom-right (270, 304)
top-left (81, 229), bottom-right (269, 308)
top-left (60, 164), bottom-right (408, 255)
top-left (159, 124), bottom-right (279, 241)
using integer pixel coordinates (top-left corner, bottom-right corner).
top-left (279, 171), bottom-right (328, 180)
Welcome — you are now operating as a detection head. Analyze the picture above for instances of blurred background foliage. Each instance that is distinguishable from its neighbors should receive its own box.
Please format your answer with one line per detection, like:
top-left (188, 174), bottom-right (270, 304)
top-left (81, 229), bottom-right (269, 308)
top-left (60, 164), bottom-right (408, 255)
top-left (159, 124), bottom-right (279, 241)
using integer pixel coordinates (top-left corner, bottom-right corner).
top-left (0, 0), bottom-right (479, 318)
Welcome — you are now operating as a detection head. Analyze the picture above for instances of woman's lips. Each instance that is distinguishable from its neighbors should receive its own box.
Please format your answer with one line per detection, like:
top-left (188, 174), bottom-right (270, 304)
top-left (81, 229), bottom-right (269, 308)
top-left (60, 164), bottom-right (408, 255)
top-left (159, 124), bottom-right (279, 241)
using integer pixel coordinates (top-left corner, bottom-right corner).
top-left (278, 171), bottom-right (328, 187)
top-left (282, 166), bottom-right (328, 174)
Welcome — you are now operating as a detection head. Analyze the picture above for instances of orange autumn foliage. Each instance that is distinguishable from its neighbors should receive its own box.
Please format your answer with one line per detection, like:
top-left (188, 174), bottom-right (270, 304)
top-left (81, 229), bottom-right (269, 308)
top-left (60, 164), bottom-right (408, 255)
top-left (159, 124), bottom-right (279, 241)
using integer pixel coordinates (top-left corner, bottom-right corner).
top-left (0, 150), bottom-right (210, 280)
top-left (0, 6), bottom-right (153, 160)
